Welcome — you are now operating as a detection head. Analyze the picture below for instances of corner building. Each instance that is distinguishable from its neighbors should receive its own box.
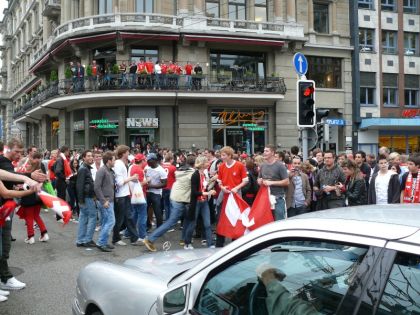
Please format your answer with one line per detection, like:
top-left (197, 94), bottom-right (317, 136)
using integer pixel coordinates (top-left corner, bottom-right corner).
top-left (0, 0), bottom-right (353, 153)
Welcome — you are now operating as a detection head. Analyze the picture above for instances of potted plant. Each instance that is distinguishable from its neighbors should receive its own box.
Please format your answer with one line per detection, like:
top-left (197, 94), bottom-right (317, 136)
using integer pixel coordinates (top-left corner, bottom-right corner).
top-left (112, 64), bottom-right (120, 75)
top-left (50, 70), bottom-right (58, 83)
top-left (64, 66), bottom-right (73, 93)
top-left (86, 65), bottom-right (93, 77)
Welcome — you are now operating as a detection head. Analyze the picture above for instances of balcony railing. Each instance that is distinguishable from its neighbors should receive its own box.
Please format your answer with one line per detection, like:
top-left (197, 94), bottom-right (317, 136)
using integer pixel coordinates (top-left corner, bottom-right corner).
top-left (13, 74), bottom-right (287, 119)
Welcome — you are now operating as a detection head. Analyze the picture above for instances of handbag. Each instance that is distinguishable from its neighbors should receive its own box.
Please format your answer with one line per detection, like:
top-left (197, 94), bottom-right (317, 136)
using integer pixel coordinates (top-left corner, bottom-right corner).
top-left (129, 180), bottom-right (146, 204)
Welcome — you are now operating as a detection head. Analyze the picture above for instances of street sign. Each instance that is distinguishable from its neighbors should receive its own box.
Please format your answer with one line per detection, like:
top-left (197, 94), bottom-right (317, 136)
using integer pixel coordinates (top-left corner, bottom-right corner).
top-left (325, 118), bottom-right (346, 126)
top-left (293, 52), bottom-right (308, 76)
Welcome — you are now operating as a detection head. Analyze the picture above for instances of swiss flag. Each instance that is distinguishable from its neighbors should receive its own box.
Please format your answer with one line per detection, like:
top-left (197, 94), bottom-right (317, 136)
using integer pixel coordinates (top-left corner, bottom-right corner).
top-left (0, 200), bottom-right (18, 227)
top-left (38, 191), bottom-right (72, 225)
top-left (216, 193), bottom-right (251, 239)
top-left (247, 185), bottom-right (274, 231)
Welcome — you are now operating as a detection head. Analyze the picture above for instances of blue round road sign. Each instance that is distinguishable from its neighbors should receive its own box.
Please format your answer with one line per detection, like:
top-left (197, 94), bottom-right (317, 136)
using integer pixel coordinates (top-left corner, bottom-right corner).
top-left (293, 53), bottom-right (308, 76)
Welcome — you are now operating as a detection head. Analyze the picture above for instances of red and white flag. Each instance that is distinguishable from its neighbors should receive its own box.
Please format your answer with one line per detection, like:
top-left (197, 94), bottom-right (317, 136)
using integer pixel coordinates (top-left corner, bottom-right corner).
top-left (38, 191), bottom-right (72, 225)
top-left (0, 200), bottom-right (18, 227)
top-left (247, 185), bottom-right (274, 232)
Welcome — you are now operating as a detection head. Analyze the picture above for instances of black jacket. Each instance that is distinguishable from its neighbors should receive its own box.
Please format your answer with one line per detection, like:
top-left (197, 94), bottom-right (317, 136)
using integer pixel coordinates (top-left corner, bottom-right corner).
top-left (368, 172), bottom-right (400, 204)
top-left (0, 155), bottom-right (26, 190)
top-left (76, 164), bottom-right (95, 203)
top-left (54, 157), bottom-right (66, 181)
top-left (188, 170), bottom-right (205, 220)
top-left (345, 177), bottom-right (367, 206)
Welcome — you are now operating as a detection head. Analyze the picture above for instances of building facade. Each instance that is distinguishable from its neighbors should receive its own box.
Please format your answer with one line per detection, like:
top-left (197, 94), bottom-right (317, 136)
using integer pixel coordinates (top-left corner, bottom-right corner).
top-left (0, 0), bottom-right (352, 153)
top-left (357, 0), bottom-right (420, 154)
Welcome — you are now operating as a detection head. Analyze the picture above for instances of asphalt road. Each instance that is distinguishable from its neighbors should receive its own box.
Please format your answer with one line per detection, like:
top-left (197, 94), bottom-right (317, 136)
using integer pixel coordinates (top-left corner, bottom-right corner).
top-left (0, 209), bottom-right (188, 315)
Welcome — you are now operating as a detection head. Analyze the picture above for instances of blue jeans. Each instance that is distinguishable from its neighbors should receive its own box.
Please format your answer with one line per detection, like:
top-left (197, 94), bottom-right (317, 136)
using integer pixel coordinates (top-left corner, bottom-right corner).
top-left (148, 200), bottom-right (187, 243)
top-left (132, 203), bottom-right (148, 239)
top-left (273, 196), bottom-right (286, 220)
top-left (76, 198), bottom-right (97, 244)
top-left (162, 189), bottom-right (172, 220)
top-left (184, 200), bottom-right (213, 246)
top-left (96, 202), bottom-right (116, 247)
top-left (186, 75), bottom-right (192, 89)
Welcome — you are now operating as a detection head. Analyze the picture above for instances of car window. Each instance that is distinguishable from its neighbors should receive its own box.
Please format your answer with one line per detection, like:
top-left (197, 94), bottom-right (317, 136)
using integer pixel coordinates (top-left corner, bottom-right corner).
top-left (376, 253), bottom-right (420, 315)
top-left (192, 240), bottom-right (369, 315)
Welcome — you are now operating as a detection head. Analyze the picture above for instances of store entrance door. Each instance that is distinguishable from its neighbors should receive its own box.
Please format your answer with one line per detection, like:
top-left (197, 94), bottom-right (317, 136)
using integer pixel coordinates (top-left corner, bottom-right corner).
top-left (129, 134), bottom-right (150, 149)
top-left (101, 135), bottom-right (119, 150)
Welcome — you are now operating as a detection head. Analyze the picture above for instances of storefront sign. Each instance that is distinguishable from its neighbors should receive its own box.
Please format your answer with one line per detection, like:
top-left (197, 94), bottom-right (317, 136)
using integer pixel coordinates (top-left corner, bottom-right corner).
top-left (402, 109), bottom-right (420, 118)
top-left (227, 130), bottom-right (243, 135)
top-left (126, 118), bottom-right (159, 128)
top-left (73, 120), bottom-right (85, 131)
top-left (216, 110), bottom-right (265, 131)
top-left (325, 118), bottom-right (346, 126)
top-left (242, 123), bottom-right (265, 131)
top-left (89, 119), bottom-right (118, 129)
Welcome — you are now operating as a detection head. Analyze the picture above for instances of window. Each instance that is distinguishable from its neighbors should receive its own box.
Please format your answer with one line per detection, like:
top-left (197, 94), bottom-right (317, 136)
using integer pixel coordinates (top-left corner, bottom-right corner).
top-left (360, 72), bottom-right (376, 106)
top-left (359, 28), bottom-right (375, 52)
top-left (314, 3), bottom-right (329, 34)
top-left (206, 0), bottom-right (220, 18)
top-left (255, 0), bottom-right (267, 22)
top-left (404, 0), bottom-right (418, 13)
top-left (381, 0), bottom-right (396, 11)
top-left (358, 0), bottom-right (374, 9)
top-left (193, 239), bottom-right (369, 315)
top-left (136, 0), bottom-right (153, 13)
top-left (98, 0), bottom-right (113, 14)
top-left (307, 57), bottom-right (342, 89)
top-left (382, 31), bottom-right (397, 54)
top-left (377, 253), bottom-right (420, 314)
top-left (404, 32), bottom-right (418, 55)
top-left (131, 48), bottom-right (158, 63)
top-left (405, 75), bottom-right (420, 107)
top-left (383, 74), bottom-right (398, 106)
top-left (229, 0), bottom-right (246, 20)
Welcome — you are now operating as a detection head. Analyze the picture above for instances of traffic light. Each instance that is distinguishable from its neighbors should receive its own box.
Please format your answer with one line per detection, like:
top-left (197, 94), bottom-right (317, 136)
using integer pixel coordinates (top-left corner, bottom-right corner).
top-left (316, 109), bottom-right (329, 123)
top-left (297, 80), bottom-right (316, 127)
top-left (317, 123), bottom-right (324, 145)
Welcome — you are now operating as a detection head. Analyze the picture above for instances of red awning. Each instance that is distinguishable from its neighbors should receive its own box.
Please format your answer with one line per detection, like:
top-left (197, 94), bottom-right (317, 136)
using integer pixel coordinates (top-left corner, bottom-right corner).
top-left (119, 32), bottom-right (179, 41)
top-left (69, 32), bottom-right (117, 44)
top-left (29, 53), bottom-right (51, 73)
top-left (183, 34), bottom-right (284, 47)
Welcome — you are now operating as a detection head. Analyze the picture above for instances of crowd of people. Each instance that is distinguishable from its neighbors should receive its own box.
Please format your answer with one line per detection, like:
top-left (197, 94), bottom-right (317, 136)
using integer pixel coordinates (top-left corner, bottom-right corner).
top-left (1, 138), bottom-right (419, 303)
top-left (69, 59), bottom-right (204, 92)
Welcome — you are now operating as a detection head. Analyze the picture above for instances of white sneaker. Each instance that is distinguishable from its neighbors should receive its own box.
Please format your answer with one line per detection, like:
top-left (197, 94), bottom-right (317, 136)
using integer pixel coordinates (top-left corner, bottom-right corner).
top-left (183, 244), bottom-right (194, 250)
top-left (39, 233), bottom-right (49, 242)
top-left (209, 245), bottom-right (216, 249)
top-left (0, 289), bottom-right (10, 296)
top-left (24, 237), bottom-right (35, 245)
top-left (0, 295), bottom-right (7, 302)
top-left (95, 226), bottom-right (101, 232)
top-left (0, 277), bottom-right (26, 290)
top-left (115, 240), bottom-right (127, 246)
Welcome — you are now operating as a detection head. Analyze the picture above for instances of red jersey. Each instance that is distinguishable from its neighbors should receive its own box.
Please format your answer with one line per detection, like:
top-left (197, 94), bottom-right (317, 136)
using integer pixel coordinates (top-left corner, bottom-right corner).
top-left (161, 64), bottom-right (168, 74)
top-left (175, 65), bottom-right (182, 75)
top-left (92, 65), bottom-right (98, 76)
top-left (185, 64), bottom-right (193, 75)
top-left (218, 161), bottom-right (248, 190)
top-left (169, 63), bottom-right (177, 74)
top-left (137, 62), bottom-right (146, 73)
top-left (145, 61), bottom-right (154, 74)
top-left (130, 164), bottom-right (146, 195)
top-left (48, 159), bottom-right (57, 180)
top-left (162, 162), bottom-right (176, 189)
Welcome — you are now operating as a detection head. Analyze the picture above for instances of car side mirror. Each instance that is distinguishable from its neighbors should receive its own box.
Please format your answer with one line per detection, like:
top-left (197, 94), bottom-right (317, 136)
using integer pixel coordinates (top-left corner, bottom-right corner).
top-left (156, 283), bottom-right (190, 315)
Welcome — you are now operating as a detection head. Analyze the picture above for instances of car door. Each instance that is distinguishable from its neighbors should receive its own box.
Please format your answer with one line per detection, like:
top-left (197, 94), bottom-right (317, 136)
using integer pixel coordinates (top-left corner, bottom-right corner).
top-left (157, 230), bottom-right (387, 315)
top-left (355, 231), bottom-right (420, 315)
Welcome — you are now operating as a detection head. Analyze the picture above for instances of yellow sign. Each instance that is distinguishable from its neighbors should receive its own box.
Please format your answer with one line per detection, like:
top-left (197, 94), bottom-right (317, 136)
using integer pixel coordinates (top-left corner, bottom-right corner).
top-left (216, 110), bottom-right (265, 132)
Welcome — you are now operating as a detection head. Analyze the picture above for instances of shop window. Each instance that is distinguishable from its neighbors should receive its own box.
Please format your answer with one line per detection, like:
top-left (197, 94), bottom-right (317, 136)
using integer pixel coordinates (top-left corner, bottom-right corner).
top-left (404, 32), bottom-right (418, 56)
top-left (381, 0), bottom-right (396, 11)
top-left (206, 0), bottom-right (220, 18)
top-left (314, 2), bottom-right (329, 34)
top-left (359, 0), bottom-right (374, 9)
top-left (98, 0), bottom-right (113, 14)
top-left (404, 0), bottom-right (418, 13)
top-left (131, 48), bottom-right (158, 63)
top-left (136, 0), bottom-right (154, 13)
top-left (306, 57), bottom-right (342, 89)
top-left (228, 0), bottom-right (246, 20)
top-left (359, 28), bottom-right (375, 52)
top-left (254, 0), bottom-right (267, 22)
top-left (382, 31), bottom-right (397, 54)
top-left (209, 51), bottom-right (265, 84)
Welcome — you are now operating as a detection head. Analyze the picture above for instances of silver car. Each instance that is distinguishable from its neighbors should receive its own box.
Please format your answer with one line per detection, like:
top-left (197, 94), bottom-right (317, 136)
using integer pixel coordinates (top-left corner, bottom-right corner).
top-left (72, 204), bottom-right (420, 315)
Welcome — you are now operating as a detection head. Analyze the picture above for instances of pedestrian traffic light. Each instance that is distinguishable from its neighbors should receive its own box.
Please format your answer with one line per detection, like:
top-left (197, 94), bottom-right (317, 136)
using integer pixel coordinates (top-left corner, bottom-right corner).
top-left (297, 80), bottom-right (316, 127)
top-left (317, 123), bottom-right (324, 145)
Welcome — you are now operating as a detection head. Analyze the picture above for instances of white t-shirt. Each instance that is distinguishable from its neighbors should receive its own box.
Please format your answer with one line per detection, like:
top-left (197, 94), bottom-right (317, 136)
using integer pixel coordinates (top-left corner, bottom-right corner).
top-left (375, 172), bottom-right (392, 205)
top-left (144, 165), bottom-right (167, 195)
top-left (113, 159), bottom-right (130, 198)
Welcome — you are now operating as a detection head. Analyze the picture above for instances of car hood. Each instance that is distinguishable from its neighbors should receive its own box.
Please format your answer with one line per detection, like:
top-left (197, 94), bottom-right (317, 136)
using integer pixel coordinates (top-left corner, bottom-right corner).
top-left (123, 248), bottom-right (218, 283)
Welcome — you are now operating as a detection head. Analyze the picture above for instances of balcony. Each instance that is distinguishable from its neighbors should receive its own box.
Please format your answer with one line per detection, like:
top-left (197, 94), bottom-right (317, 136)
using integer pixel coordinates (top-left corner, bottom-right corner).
top-left (43, 0), bottom-right (61, 18)
top-left (13, 74), bottom-right (287, 120)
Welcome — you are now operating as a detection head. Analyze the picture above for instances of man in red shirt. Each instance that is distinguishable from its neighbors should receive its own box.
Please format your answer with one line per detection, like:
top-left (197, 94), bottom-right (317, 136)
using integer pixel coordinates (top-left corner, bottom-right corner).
top-left (184, 61), bottom-right (193, 90)
top-left (161, 153), bottom-right (176, 221)
top-left (137, 58), bottom-right (146, 87)
top-left (160, 60), bottom-right (168, 89)
top-left (216, 146), bottom-right (248, 247)
top-left (47, 149), bottom-right (58, 189)
top-left (145, 57), bottom-right (154, 88)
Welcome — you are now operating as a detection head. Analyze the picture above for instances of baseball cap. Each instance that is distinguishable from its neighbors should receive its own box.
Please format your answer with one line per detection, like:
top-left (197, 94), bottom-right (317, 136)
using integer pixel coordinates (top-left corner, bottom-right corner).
top-left (134, 153), bottom-right (145, 161)
top-left (146, 153), bottom-right (158, 161)
top-left (240, 153), bottom-right (248, 159)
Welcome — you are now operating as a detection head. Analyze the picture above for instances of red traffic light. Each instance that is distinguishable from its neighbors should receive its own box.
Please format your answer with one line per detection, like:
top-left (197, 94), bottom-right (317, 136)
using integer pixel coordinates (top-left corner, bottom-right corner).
top-left (303, 86), bottom-right (314, 97)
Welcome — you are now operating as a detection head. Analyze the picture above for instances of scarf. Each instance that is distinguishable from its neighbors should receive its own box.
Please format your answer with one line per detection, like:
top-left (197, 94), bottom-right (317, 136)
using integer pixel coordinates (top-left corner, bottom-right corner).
top-left (60, 153), bottom-right (72, 179)
top-left (403, 171), bottom-right (420, 203)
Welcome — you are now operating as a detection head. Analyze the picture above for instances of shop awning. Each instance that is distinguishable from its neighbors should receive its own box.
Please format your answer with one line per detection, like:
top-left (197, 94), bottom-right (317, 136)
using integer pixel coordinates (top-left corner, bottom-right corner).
top-left (183, 34), bottom-right (284, 47)
top-left (360, 118), bottom-right (420, 130)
